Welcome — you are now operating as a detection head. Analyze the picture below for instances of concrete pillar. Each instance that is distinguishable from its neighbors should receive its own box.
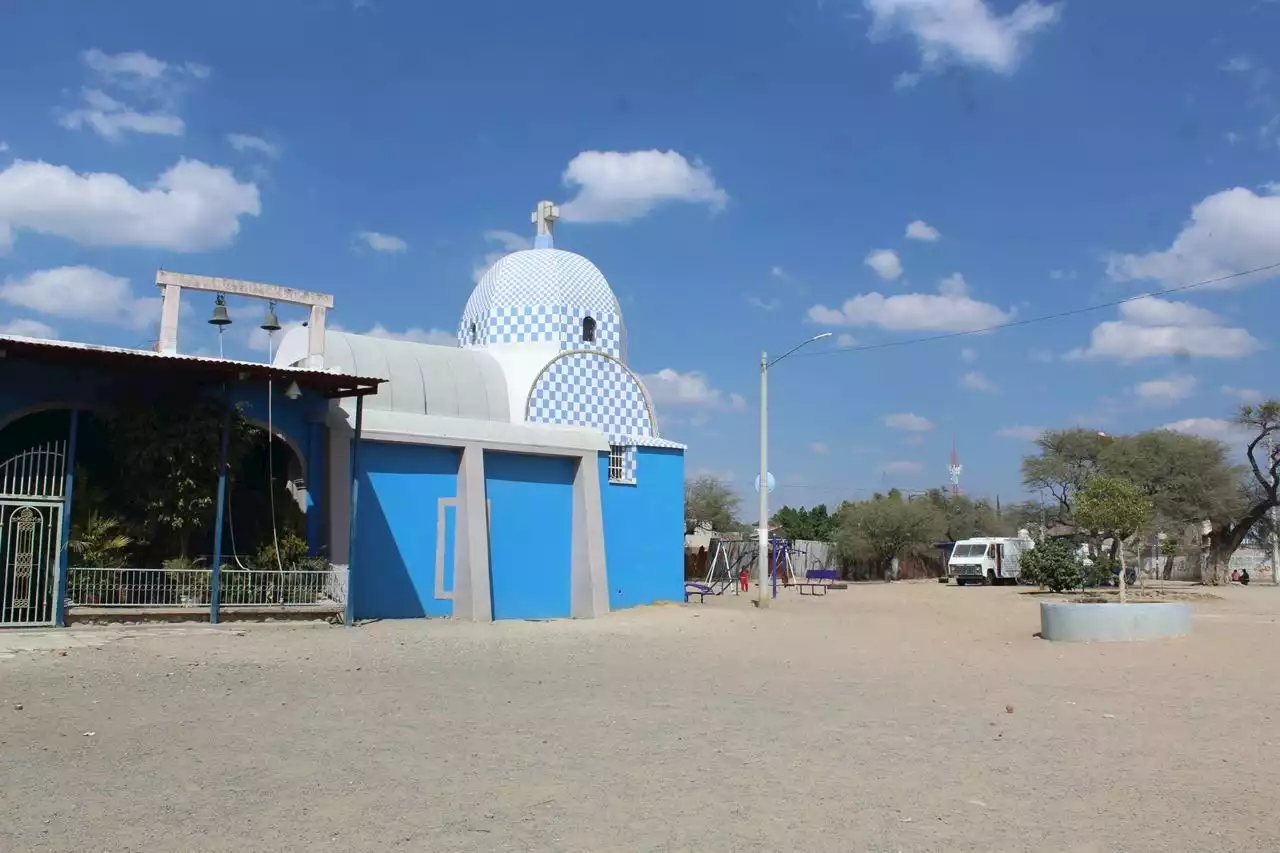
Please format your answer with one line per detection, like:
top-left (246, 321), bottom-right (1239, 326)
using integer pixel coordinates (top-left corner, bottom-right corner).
top-left (157, 284), bottom-right (181, 354)
top-left (327, 417), bottom-right (352, 565)
top-left (570, 452), bottom-right (610, 618)
top-left (307, 306), bottom-right (327, 368)
top-left (452, 445), bottom-right (493, 622)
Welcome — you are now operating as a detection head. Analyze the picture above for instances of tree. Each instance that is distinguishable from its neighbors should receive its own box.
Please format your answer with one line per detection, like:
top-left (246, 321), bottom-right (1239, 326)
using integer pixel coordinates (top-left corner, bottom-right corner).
top-left (684, 475), bottom-right (740, 535)
top-left (918, 489), bottom-right (1012, 540)
top-left (1020, 419), bottom-right (1259, 585)
top-left (106, 389), bottom-right (255, 559)
top-left (1074, 475), bottom-right (1153, 602)
top-left (770, 504), bottom-right (838, 541)
top-left (835, 492), bottom-right (942, 579)
top-left (1201, 403), bottom-right (1280, 584)
top-left (1021, 429), bottom-right (1108, 524)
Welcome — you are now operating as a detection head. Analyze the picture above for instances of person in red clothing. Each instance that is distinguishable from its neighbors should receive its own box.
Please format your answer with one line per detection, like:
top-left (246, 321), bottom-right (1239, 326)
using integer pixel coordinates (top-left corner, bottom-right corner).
top-left (739, 568), bottom-right (750, 592)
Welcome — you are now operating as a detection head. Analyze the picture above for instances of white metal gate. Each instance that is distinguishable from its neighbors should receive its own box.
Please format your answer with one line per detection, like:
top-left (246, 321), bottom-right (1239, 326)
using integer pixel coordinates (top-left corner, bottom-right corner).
top-left (0, 441), bottom-right (66, 627)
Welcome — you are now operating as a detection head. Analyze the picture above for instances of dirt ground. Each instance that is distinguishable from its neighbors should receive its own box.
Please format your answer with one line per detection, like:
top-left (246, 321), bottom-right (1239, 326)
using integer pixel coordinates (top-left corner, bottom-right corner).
top-left (2, 581), bottom-right (1279, 852)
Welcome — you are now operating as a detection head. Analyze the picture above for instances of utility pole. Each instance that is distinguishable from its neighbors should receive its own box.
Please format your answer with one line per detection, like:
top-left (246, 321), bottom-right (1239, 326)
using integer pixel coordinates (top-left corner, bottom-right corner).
top-left (756, 334), bottom-right (831, 608)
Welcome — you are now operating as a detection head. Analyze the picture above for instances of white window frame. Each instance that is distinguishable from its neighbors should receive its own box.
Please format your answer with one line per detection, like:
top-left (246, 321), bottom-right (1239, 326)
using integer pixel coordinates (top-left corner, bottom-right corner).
top-left (608, 445), bottom-right (626, 483)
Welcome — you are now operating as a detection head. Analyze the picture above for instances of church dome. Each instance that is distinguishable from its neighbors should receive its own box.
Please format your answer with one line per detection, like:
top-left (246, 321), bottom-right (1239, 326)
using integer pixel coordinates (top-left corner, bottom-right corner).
top-left (457, 202), bottom-right (627, 361)
top-left (460, 248), bottom-right (621, 334)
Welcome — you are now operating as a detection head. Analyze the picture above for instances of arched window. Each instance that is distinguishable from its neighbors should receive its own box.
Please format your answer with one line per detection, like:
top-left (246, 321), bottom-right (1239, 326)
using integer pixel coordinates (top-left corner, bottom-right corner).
top-left (582, 315), bottom-right (597, 343)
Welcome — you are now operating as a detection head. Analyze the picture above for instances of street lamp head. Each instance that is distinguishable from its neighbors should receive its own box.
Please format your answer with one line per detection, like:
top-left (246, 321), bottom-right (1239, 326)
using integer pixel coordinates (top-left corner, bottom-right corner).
top-left (811, 332), bottom-right (833, 342)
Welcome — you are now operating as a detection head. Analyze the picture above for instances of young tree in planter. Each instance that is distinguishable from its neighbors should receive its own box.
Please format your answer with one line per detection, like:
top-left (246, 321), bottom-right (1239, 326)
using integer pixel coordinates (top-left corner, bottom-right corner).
top-left (1074, 475), bottom-right (1153, 602)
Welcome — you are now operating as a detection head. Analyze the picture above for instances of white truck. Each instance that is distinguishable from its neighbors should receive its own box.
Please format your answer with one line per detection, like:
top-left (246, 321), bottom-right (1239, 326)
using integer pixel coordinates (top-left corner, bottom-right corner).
top-left (948, 534), bottom-right (1035, 586)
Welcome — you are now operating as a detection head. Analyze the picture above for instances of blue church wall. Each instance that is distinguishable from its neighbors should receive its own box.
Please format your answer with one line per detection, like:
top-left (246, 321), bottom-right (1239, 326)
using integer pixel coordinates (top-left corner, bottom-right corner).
top-left (599, 447), bottom-right (685, 610)
top-left (484, 451), bottom-right (574, 620)
top-left (354, 442), bottom-right (460, 620)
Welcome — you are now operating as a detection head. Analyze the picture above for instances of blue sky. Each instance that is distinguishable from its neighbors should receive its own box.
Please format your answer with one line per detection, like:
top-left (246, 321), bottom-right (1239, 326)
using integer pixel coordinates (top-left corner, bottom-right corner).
top-left (1, 0), bottom-right (1279, 512)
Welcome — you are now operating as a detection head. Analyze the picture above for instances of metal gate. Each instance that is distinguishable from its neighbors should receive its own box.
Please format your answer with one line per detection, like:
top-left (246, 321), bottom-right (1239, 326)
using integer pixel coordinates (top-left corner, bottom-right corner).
top-left (0, 441), bottom-right (66, 627)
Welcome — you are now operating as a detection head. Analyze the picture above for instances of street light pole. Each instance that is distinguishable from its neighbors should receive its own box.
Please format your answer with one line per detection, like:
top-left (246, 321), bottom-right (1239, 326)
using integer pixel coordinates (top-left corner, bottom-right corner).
top-left (756, 333), bottom-right (832, 608)
top-left (758, 350), bottom-right (769, 607)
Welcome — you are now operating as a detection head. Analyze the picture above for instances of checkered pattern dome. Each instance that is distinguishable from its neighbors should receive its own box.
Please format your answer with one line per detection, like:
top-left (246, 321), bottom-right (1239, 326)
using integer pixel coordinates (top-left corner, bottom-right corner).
top-left (526, 351), bottom-right (684, 450)
top-left (457, 249), bottom-right (626, 360)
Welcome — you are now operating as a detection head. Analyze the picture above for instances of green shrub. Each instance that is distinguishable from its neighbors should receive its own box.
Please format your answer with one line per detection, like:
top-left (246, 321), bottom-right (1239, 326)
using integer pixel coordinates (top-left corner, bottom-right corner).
top-left (1020, 538), bottom-right (1084, 593)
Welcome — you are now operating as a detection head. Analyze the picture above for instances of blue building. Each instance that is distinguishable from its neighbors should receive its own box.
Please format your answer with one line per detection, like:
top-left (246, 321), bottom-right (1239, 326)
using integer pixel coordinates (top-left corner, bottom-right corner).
top-left (273, 201), bottom-right (686, 622)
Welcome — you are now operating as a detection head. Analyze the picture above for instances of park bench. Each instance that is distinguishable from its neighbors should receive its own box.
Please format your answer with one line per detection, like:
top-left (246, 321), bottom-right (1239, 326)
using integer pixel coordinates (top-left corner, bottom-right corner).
top-left (684, 582), bottom-right (712, 603)
top-left (797, 568), bottom-right (839, 596)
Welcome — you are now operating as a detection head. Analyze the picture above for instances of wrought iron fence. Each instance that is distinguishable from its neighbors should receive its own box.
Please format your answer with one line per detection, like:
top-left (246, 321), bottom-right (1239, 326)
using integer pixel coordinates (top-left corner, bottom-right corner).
top-left (66, 566), bottom-right (341, 609)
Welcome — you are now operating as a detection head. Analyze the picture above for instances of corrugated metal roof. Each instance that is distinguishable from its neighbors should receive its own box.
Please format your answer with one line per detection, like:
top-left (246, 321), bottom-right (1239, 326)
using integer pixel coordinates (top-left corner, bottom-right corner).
top-left (0, 334), bottom-right (383, 397)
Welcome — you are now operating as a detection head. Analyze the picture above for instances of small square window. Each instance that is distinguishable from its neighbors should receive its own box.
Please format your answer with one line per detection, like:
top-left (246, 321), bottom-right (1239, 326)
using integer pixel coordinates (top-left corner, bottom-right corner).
top-left (608, 446), bottom-right (625, 482)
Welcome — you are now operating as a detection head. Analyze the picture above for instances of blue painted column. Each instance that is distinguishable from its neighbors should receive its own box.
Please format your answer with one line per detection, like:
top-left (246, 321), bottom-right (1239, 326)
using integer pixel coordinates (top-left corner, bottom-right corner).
top-left (306, 420), bottom-right (324, 556)
top-left (344, 394), bottom-right (365, 627)
top-left (54, 408), bottom-right (80, 628)
top-left (209, 384), bottom-right (234, 625)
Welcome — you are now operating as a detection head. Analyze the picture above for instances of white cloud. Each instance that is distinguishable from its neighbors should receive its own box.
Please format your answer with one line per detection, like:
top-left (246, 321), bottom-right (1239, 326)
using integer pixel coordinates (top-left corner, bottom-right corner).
top-left (1068, 297), bottom-right (1260, 361)
top-left (938, 271), bottom-right (967, 296)
top-left (836, 333), bottom-right (858, 348)
top-left (864, 248), bottom-right (903, 280)
top-left (472, 229), bottom-right (533, 282)
top-left (810, 442), bottom-right (829, 454)
top-left (905, 219), bottom-right (941, 241)
top-left (960, 346), bottom-right (977, 362)
top-left (808, 278), bottom-right (1012, 333)
top-left (0, 318), bottom-right (57, 338)
top-left (997, 425), bottom-right (1043, 440)
top-left (60, 89), bottom-right (184, 140)
top-left (639, 369), bottom-right (745, 412)
top-left (1222, 55), bottom-right (1255, 73)
top-left (770, 265), bottom-right (806, 292)
top-left (0, 141), bottom-right (7, 153)
top-left (894, 71), bottom-right (922, 89)
top-left (885, 412), bottom-right (933, 431)
top-left (227, 134), bottom-right (280, 158)
top-left (1223, 385), bottom-right (1263, 403)
top-left (83, 49), bottom-right (171, 82)
top-left (1068, 322), bottom-right (1260, 362)
top-left (0, 266), bottom-right (158, 328)
top-left (879, 460), bottom-right (923, 476)
top-left (1119, 295), bottom-right (1222, 327)
top-left (355, 231), bottom-right (408, 253)
top-left (1106, 186), bottom-right (1280, 289)
top-left (961, 370), bottom-right (997, 392)
top-left (62, 49), bottom-right (207, 141)
top-left (365, 324), bottom-right (456, 346)
top-left (1133, 373), bottom-right (1197, 405)
top-left (0, 157), bottom-right (259, 252)
top-left (864, 0), bottom-right (1062, 75)
top-left (746, 295), bottom-right (781, 311)
top-left (558, 150), bottom-right (727, 223)
top-left (1161, 417), bottom-right (1253, 446)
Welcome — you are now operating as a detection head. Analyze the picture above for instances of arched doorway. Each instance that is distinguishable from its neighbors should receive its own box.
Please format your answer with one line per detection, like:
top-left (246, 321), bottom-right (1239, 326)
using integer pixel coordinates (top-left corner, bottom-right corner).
top-left (0, 409), bottom-right (110, 626)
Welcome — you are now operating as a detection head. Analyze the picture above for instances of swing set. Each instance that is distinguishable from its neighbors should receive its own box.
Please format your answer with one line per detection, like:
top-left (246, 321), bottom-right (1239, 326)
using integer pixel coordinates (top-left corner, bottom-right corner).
top-left (702, 535), bottom-right (807, 598)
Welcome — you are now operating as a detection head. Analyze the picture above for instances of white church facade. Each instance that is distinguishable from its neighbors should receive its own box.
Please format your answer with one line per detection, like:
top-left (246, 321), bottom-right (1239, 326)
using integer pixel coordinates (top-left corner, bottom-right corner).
top-left (273, 202), bottom-right (686, 621)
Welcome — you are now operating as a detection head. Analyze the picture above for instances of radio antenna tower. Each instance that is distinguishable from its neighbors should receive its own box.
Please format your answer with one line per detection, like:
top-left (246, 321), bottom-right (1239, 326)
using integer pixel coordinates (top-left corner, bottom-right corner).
top-left (948, 440), bottom-right (963, 496)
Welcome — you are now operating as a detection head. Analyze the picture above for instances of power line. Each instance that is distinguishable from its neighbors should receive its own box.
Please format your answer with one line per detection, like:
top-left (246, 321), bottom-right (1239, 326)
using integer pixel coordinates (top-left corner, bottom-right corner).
top-left (795, 260), bottom-right (1280, 358)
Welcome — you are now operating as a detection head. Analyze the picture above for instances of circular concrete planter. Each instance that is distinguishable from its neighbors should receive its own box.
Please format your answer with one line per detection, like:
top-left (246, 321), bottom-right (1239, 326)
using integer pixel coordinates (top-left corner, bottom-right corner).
top-left (1039, 601), bottom-right (1193, 642)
